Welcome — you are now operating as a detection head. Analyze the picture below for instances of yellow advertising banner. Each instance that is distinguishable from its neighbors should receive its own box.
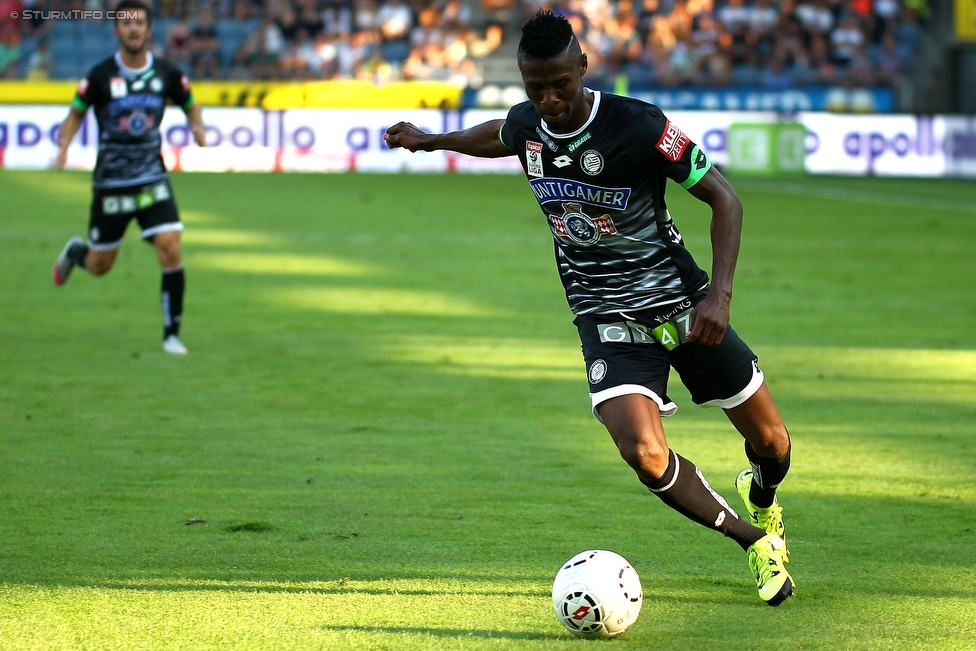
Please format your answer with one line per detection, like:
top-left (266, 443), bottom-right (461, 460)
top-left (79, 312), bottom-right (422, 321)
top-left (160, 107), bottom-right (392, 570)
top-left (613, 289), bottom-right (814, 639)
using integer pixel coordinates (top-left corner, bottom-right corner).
top-left (0, 81), bottom-right (78, 104)
top-left (261, 80), bottom-right (462, 109)
top-left (0, 81), bottom-right (289, 106)
top-left (958, 0), bottom-right (976, 40)
top-left (0, 80), bottom-right (462, 108)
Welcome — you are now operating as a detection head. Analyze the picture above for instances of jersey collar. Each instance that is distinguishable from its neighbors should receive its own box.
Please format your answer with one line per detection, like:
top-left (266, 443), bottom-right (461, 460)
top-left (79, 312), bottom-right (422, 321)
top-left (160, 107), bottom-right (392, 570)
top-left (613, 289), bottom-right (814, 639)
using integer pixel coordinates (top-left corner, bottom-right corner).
top-left (114, 51), bottom-right (154, 78)
top-left (539, 89), bottom-right (600, 140)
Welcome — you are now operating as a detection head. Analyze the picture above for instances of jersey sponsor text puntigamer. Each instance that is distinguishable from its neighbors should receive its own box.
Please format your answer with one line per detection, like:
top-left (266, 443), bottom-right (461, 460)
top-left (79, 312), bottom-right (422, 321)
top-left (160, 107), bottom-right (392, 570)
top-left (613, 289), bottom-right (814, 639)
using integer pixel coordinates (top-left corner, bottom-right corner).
top-left (500, 91), bottom-right (712, 316)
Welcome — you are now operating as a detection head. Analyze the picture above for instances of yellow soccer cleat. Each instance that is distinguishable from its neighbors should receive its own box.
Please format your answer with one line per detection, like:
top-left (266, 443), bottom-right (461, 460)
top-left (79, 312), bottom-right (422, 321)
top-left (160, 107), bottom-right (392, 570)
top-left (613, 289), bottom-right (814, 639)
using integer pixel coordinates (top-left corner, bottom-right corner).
top-left (747, 533), bottom-right (794, 606)
top-left (736, 468), bottom-right (787, 560)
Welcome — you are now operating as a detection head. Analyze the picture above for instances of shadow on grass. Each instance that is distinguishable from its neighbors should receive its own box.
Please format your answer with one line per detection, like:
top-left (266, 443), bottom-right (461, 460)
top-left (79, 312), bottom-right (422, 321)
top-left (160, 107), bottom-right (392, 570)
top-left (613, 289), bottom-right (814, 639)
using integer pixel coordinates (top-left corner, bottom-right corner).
top-left (319, 624), bottom-right (566, 641)
top-left (29, 578), bottom-right (552, 599)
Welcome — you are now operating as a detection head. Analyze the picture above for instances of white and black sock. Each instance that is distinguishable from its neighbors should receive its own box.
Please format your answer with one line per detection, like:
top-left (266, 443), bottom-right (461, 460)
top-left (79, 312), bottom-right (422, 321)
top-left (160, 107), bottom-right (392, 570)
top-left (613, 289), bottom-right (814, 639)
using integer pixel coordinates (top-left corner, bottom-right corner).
top-left (744, 438), bottom-right (791, 509)
top-left (161, 267), bottom-right (185, 339)
top-left (643, 450), bottom-right (765, 550)
top-left (68, 241), bottom-right (89, 268)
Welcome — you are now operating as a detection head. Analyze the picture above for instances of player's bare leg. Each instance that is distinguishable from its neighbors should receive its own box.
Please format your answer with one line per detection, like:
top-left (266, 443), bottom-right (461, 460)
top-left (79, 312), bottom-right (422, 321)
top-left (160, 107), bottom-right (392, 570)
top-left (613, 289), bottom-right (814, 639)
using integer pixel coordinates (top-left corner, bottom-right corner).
top-left (153, 230), bottom-right (188, 354)
top-left (600, 394), bottom-right (670, 482)
top-left (725, 383), bottom-right (791, 550)
top-left (725, 383), bottom-right (789, 458)
top-left (54, 239), bottom-right (118, 284)
top-left (153, 230), bottom-right (182, 270)
top-left (84, 248), bottom-right (119, 275)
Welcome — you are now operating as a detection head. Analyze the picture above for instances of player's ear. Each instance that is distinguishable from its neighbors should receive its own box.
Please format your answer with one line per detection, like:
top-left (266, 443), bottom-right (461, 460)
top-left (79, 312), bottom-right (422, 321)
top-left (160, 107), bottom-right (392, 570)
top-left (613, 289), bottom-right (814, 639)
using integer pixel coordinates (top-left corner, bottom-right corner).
top-left (580, 53), bottom-right (588, 78)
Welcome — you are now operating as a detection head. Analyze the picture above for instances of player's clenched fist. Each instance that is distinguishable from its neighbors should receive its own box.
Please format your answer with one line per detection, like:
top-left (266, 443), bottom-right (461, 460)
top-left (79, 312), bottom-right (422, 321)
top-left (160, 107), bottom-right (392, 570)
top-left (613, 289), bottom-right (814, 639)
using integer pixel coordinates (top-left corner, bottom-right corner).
top-left (384, 122), bottom-right (431, 152)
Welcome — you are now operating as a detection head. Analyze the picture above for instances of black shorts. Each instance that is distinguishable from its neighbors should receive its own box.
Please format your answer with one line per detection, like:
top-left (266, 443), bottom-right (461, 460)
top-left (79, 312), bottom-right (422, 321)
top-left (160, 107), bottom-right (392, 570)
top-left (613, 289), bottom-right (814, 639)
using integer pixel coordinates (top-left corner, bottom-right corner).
top-left (574, 296), bottom-right (762, 421)
top-left (88, 180), bottom-right (182, 251)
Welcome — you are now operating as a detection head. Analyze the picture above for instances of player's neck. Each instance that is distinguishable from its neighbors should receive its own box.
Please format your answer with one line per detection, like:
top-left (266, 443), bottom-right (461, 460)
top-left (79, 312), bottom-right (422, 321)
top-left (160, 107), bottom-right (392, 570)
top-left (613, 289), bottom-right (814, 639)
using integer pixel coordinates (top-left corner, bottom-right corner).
top-left (564, 92), bottom-right (594, 134)
top-left (117, 48), bottom-right (149, 71)
top-left (545, 89), bottom-right (595, 135)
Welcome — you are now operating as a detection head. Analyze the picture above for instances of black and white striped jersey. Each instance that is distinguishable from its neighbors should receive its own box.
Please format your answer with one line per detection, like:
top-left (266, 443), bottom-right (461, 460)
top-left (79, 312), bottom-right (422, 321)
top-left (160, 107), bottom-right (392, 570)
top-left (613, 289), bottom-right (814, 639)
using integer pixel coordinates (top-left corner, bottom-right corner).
top-left (73, 52), bottom-right (195, 190)
top-left (499, 90), bottom-right (712, 316)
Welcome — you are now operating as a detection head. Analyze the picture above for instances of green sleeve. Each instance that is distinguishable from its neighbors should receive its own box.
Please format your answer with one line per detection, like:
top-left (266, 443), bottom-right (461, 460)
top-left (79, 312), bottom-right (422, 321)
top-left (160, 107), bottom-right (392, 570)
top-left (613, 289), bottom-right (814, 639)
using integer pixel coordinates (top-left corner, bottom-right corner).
top-left (679, 145), bottom-right (711, 189)
top-left (498, 122), bottom-right (510, 149)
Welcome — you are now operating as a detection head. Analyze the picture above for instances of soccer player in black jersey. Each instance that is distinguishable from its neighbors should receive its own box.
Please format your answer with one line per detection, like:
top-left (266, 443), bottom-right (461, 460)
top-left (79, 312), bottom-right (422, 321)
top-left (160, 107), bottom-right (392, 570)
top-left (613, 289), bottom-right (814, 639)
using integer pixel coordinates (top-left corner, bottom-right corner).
top-left (53, 0), bottom-right (205, 355)
top-left (386, 11), bottom-right (794, 605)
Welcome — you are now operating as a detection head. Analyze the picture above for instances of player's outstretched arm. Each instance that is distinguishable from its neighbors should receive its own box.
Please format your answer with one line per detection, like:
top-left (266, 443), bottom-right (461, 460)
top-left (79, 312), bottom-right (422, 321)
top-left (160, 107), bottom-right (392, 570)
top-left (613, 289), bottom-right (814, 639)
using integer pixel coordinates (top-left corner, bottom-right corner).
top-left (56, 108), bottom-right (85, 170)
top-left (384, 119), bottom-right (513, 158)
top-left (185, 103), bottom-right (205, 147)
top-left (685, 166), bottom-right (743, 346)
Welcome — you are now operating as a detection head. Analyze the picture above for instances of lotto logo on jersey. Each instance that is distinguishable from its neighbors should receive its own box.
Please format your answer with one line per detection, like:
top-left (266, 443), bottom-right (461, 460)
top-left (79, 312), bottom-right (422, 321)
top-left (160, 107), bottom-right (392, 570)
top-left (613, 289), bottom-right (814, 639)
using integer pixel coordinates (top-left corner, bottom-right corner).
top-left (526, 141), bottom-right (544, 177)
top-left (657, 120), bottom-right (690, 162)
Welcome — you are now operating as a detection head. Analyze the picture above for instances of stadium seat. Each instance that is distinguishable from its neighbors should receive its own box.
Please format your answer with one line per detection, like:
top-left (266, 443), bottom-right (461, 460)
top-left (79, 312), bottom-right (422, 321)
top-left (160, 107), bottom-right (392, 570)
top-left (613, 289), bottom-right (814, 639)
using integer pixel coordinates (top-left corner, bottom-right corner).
top-left (153, 17), bottom-right (177, 48)
top-left (216, 19), bottom-right (248, 69)
top-left (731, 64), bottom-right (761, 86)
top-left (15, 36), bottom-right (39, 78)
top-left (380, 39), bottom-right (411, 63)
top-left (50, 58), bottom-right (83, 80)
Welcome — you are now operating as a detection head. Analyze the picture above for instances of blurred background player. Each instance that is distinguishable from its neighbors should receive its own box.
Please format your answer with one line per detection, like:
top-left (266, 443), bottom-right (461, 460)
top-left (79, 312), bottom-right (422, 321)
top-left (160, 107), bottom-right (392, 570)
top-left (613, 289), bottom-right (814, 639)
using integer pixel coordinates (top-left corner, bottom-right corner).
top-left (53, 0), bottom-right (205, 355)
top-left (385, 11), bottom-right (794, 606)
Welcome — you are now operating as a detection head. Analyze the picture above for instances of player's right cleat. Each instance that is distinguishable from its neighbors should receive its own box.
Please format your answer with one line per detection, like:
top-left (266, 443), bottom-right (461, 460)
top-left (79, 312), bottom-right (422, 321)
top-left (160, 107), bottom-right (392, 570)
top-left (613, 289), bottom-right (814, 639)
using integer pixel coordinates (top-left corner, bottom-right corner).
top-left (747, 533), bottom-right (794, 606)
top-left (162, 335), bottom-right (188, 355)
top-left (54, 236), bottom-right (84, 286)
top-left (736, 468), bottom-right (787, 559)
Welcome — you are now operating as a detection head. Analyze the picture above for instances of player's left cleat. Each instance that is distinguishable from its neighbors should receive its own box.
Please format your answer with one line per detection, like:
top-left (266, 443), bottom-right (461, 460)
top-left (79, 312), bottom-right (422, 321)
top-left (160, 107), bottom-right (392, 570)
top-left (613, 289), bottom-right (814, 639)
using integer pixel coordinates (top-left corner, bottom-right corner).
top-left (162, 335), bottom-right (188, 355)
top-left (54, 236), bottom-right (84, 286)
top-left (747, 533), bottom-right (794, 606)
top-left (736, 468), bottom-right (787, 560)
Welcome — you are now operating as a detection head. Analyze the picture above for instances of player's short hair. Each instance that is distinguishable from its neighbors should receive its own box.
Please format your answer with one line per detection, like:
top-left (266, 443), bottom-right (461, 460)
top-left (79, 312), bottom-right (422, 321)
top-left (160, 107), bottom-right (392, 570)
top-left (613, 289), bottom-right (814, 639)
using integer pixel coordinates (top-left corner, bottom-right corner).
top-left (517, 10), bottom-right (582, 65)
top-left (115, 0), bottom-right (152, 26)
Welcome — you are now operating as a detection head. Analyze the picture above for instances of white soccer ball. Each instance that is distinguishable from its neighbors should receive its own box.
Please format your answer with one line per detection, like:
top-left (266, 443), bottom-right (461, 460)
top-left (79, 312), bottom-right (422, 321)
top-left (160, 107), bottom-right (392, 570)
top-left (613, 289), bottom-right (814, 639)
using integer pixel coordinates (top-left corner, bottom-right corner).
top-left (552, 549), bottom-right (643, 639)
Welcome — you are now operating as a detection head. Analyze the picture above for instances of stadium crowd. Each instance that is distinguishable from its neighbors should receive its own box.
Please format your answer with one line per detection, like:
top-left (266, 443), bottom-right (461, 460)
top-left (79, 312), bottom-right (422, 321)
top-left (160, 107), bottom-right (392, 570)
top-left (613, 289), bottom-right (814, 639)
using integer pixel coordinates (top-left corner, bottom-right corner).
top-left (0, 0), bottom-right (929, 88)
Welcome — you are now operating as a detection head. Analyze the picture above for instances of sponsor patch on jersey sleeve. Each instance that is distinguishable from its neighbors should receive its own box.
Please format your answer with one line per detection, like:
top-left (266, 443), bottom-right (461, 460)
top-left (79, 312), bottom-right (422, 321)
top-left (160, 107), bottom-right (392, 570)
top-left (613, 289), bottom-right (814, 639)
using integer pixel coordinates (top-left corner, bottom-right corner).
top-left (656, 120), bottom-right (690, 162)
top-left (181, 74), bottom-right (190, 92)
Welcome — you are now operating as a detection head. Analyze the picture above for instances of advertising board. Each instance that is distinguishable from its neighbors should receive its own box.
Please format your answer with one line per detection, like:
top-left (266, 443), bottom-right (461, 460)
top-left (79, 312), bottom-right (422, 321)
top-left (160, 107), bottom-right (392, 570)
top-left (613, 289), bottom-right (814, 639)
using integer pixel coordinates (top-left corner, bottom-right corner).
top-left (1, 106), bottom-right (974, 178)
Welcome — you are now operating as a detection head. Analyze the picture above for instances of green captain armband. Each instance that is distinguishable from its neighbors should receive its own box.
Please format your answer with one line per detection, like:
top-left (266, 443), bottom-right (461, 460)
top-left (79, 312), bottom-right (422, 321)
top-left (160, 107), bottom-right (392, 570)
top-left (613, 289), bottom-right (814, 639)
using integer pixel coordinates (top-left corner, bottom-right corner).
top-left (71, 96), bottom-right (90, 112)
top-left (498, 123), bottom-right (510, 149)
top-left (181, 94), bottom-right (196, 111)
top-left (679, 145), bottom-right (711, 189)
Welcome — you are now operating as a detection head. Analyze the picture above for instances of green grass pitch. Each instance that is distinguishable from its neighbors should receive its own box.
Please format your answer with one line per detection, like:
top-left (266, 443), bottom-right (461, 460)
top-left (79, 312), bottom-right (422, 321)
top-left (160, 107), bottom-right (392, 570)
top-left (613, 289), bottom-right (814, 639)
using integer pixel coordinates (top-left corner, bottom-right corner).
top-left (0, 170), bottom-right (974, 650)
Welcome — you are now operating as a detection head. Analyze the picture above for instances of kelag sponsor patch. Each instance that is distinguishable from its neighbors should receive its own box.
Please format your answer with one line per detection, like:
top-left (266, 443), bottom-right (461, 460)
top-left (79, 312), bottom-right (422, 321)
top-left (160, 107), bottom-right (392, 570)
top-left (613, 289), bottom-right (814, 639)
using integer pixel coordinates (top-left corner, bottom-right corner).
top-left (656, 120), bottom-right (689, 162)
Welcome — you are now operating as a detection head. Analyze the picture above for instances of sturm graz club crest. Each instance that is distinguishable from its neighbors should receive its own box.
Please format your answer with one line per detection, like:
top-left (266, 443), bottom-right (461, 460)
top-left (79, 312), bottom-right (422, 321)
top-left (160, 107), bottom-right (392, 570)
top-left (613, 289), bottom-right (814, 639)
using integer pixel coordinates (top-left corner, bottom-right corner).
top-left (547, 202), bottom-right (617, 246)
top-left (588, 358), bottom-right (608, 384)
top-left (580, 150), bottom-right (603, 175)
